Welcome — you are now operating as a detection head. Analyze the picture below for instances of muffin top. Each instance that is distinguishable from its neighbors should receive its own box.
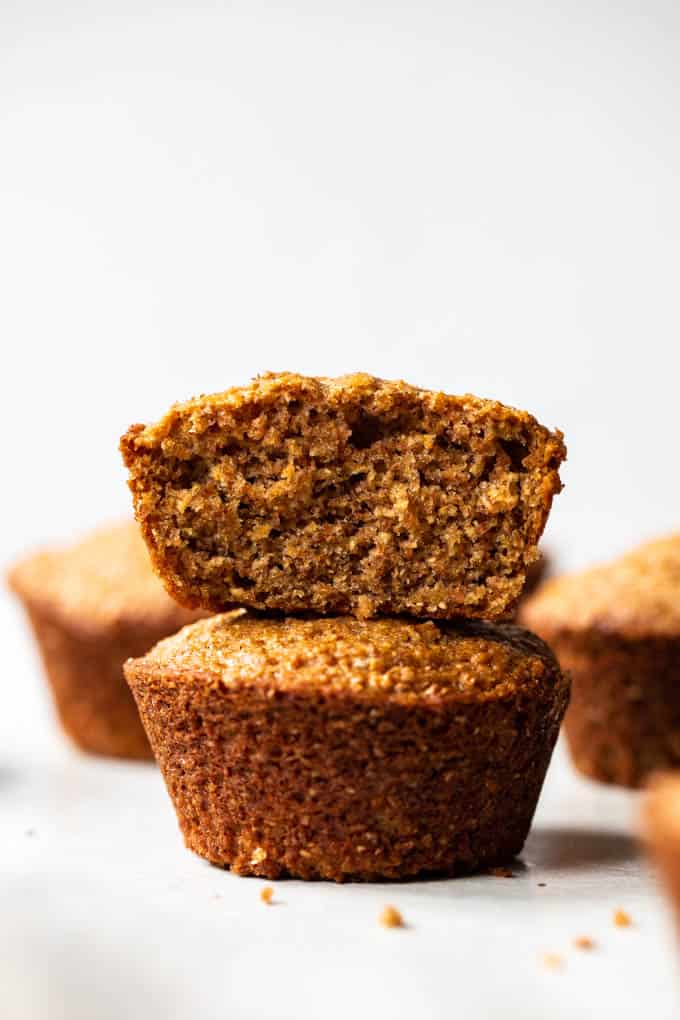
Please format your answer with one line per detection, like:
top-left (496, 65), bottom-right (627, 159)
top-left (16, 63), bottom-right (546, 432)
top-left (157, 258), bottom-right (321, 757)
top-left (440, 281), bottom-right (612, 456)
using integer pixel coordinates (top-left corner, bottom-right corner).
top-left (130, 611), bottom-right (563, 705)
top-left (128, 371), bottom-right (552, 445)
top-left (521, 533), bottom-right (680, 641)
top-left (8, 521), bottom-right (202, 635)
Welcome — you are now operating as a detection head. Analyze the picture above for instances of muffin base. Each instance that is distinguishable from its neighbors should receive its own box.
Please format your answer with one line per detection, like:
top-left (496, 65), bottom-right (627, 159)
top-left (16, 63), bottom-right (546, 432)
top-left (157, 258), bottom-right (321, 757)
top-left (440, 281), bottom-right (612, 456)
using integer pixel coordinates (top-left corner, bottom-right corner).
top-left (22, 604), bottom-right (157, 760)
top-left (552, 632), bottom-right (680, 788)
top-left (127, 649), bottom-right (568, 880)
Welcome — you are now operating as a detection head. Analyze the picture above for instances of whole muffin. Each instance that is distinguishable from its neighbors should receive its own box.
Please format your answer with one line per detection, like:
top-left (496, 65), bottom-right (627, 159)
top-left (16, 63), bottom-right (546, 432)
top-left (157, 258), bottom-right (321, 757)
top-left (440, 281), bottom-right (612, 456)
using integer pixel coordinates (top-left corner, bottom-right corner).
top-left (125, 612), bottom-right (569, 880)
top-left (121, 372), bottom-right (565, 622)
top-left (643, 772), bottom-right (680, 931)
top-left (8, 522), bottom-right (204, 760)
top-left (520, 534), bottom-right (680, 788)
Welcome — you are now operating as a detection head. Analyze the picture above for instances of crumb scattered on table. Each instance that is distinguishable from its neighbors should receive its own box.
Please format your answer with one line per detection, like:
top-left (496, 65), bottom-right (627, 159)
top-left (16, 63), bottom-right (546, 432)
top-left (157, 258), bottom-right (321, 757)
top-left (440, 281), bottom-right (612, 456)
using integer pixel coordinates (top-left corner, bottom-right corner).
top-left (379, 905), bottom-right (404, 928)
top-left (573, 936), bottom-right (595, 950)
top-left (537, 882), bottom-right (546, 887)
top-left (260, 886), bottom-right (274, 905)
top-left (613, 908), bottom-right (632, 928)
top-left (489, 866), bottom-right (514, 878)
top-left (541, 953), bottom-right (564, 971)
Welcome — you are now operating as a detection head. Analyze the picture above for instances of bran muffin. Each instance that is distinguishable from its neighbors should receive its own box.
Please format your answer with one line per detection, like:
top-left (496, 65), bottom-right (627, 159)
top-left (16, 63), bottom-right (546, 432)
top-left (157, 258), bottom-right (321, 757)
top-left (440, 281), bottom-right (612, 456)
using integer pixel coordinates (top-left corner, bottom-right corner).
top-left (508, 549), bottom-right (550, 620)
top-left (643, 772), bottom-right (680, 931)
top-left (522, 550), bottom-right (550, 600)
top-left (120, 373), bottom-right (565, 622)
top-left (8, 522), bottom-right (204, 760)
top-left (124, 612), bottom-right (569, 880)
top-left (520, 534), bottom-right (680, 788)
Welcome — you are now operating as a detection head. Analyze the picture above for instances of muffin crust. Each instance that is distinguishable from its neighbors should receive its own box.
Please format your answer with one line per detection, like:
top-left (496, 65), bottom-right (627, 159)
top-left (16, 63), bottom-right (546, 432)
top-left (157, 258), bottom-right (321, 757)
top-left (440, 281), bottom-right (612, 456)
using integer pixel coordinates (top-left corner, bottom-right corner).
top-left (125, 612), bottom-right (569, 880)
top-left (121, 373), bottom-right (565, 621)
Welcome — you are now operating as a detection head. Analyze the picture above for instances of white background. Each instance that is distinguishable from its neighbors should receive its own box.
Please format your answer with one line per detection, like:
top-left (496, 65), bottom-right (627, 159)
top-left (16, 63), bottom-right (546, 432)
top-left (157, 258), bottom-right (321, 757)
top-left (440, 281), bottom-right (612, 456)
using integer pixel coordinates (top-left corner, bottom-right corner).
top-left (1, 2), bottom-right (680, 1017)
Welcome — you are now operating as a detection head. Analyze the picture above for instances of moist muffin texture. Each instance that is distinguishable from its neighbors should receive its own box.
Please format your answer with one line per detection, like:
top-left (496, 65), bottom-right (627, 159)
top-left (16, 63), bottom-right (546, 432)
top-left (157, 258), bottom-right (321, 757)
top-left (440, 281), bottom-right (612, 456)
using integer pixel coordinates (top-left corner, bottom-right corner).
top-left (520, 534), bottom-right (680, 788)
top-left (643, 772), bottom-right (680, 931)
top-left (120, 373), bottom-right (565, 621)
top-left (125, 612), bottom-right (569, 880)
top-left (8, 522), bottom-right (205, 759)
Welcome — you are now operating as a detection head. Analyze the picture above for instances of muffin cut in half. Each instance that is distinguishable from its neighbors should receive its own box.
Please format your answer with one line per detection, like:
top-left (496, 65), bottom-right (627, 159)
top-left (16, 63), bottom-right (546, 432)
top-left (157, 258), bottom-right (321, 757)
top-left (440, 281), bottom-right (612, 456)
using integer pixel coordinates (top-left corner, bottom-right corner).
top-left (8, 522), bottom-right (205, 760)
top-left (120, 373), bottom-right (565, 621)
top-left (520, 534), bottom-right (680, 788)
top-left (643, 772), bottom-right (680, 932)
top-left (125, 611), bottom-right (569, 880)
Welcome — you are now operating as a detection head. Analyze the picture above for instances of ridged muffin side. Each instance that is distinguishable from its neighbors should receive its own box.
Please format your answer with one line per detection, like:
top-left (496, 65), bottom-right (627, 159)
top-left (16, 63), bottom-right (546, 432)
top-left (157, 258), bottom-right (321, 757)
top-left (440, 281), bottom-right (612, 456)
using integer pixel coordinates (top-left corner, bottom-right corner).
top-left (521, 534), bottom-right (680, 787)
top-left (125, 612), bottom-right (569, 880)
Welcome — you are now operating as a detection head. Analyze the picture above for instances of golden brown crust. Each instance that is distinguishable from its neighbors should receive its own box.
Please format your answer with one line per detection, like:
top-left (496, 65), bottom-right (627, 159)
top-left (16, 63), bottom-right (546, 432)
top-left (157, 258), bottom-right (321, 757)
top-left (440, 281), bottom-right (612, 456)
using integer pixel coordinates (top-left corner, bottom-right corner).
top-left (121, 373), bottom-right (565, 621)
top-left (125, 612), bottom-right (569, 880)
top-left (139, 611), bottom-right (562, 703)
top-left (8, 522), bottom-right (205, 760)
top-left (643, 773), bottom-right (680, 931)
top-left (520, 535), bottom-right (680, 788)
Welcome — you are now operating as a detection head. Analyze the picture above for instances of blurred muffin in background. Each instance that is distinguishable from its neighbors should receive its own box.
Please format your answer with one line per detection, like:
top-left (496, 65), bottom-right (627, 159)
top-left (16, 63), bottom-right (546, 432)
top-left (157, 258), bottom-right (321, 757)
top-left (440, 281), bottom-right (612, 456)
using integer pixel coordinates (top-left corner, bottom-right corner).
top-left (520, 534), bottom-right (680, 788)
top-left (643, 772), bottom-right (680, 932)
top-left (8, 521), bottom-right (205, 760)
top-left (511, 550), bottom-right (550, 618)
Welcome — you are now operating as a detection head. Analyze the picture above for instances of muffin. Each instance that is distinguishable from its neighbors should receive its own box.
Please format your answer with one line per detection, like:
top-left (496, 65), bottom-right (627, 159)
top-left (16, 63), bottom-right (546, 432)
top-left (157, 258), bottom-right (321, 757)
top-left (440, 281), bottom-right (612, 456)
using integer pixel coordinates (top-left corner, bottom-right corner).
top-left (120, 372), bottom-right (565, 622)
top-left (522, 550), bottom-right (550, 600)
top-left (125, 612), bottom-right (569, 880)
top-left (520, 534), bottom-right (680, 787)
top-left (643, 772), bottom-right (680, 930)
top-left (8, 522), bottom-right (204, 760)
top-left (508, 549), bottom-right (550, 620)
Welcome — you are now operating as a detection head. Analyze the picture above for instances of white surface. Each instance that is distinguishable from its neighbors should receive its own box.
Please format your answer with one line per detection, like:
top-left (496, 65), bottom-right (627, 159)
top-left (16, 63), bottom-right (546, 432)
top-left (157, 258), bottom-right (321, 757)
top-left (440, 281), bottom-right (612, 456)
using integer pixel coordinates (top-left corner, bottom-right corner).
top-left (2, 597), bottom-right (679, 1020)
top-left (2, 2), bottom-right (680, 1017)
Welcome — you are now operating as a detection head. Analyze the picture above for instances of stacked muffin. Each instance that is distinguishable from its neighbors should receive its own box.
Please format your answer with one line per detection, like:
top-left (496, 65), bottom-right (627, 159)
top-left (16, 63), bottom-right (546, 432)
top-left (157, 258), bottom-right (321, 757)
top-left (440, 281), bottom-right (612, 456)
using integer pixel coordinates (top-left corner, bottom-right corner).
top-left (122, 373), bottom-right (569, 880)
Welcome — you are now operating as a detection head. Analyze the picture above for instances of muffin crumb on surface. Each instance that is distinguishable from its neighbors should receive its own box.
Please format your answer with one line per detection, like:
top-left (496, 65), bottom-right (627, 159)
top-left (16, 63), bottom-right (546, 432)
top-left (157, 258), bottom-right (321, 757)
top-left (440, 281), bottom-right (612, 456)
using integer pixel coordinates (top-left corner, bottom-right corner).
top-left (379, 905), bottom-right (404, 928)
